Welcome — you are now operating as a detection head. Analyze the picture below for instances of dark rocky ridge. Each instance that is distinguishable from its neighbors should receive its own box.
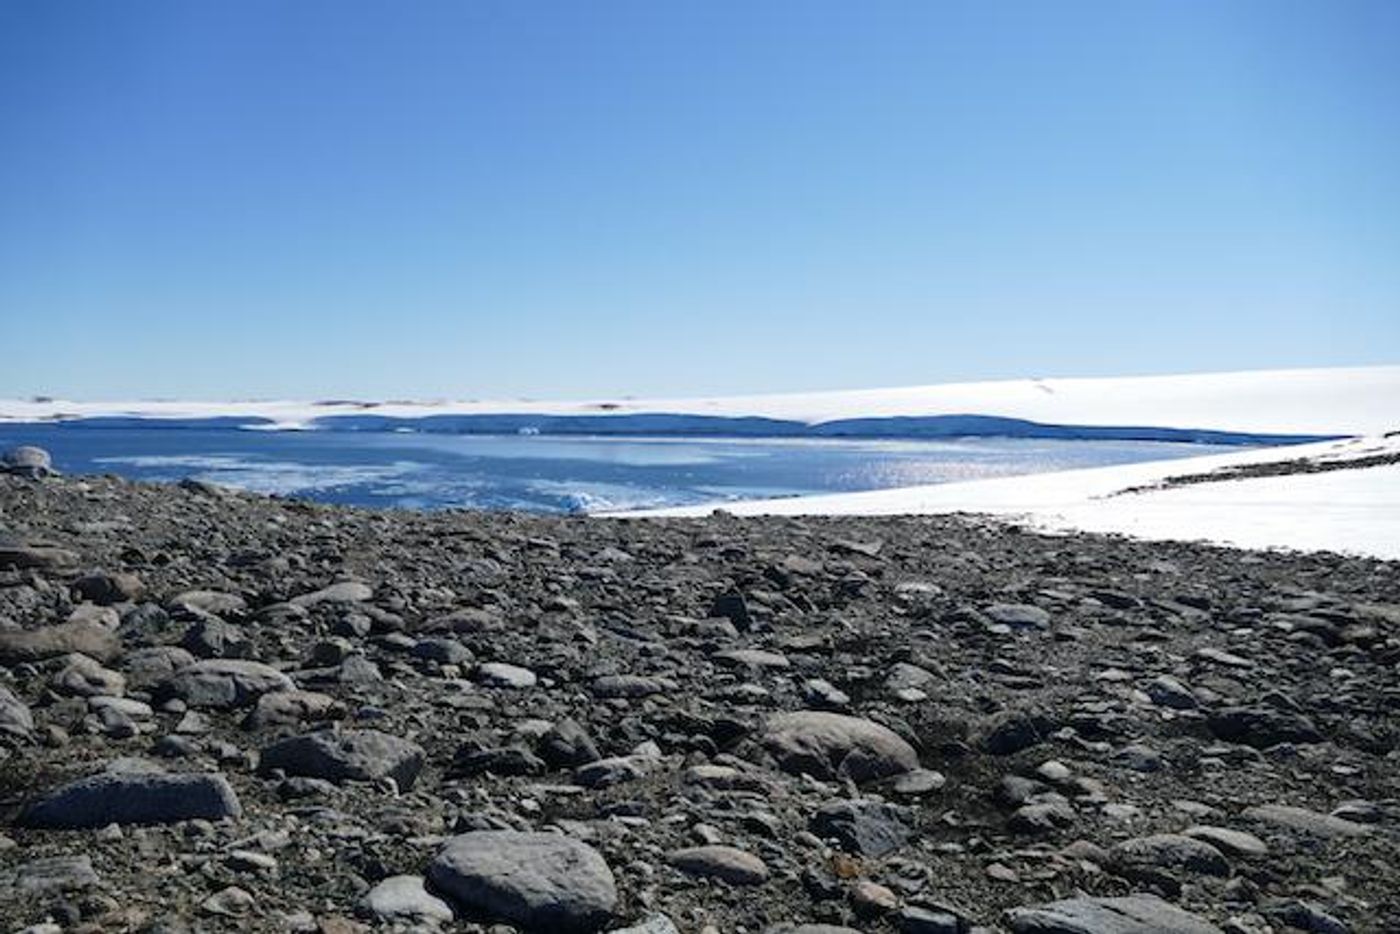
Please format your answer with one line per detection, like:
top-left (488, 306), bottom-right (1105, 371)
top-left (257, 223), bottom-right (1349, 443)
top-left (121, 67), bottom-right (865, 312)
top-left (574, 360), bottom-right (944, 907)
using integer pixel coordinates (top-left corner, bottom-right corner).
top-left (0, 468), bottom-right (1397, 932)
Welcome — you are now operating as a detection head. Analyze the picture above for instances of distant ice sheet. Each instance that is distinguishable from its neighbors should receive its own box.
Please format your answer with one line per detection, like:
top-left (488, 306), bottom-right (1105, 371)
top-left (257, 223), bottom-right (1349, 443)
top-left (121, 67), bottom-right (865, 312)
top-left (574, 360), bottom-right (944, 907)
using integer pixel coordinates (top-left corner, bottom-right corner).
top-left (5, 365), bottom-right (1396, 436)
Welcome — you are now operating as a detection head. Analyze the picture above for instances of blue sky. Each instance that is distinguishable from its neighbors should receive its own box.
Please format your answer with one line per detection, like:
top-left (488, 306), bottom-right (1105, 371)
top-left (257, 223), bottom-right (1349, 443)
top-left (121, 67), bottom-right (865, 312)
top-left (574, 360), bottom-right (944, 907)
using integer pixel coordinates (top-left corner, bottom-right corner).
top-left (1, 1), bottom-right (1396, 400)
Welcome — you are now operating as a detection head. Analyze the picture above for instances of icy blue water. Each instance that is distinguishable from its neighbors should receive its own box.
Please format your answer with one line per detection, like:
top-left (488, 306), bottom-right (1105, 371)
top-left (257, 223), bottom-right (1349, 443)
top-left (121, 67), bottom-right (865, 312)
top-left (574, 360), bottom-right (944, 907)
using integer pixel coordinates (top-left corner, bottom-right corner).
top-left (0, 424), bottom-right (1246, 513)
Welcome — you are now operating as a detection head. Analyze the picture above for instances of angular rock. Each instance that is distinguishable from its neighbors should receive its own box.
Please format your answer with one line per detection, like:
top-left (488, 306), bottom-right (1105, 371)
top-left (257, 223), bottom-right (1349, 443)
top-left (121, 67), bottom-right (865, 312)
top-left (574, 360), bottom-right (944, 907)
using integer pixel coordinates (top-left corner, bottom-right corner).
top-left (1260, 898), bottom-right (1350, 934)
top-left (0, 684), bottom-right (35, 739)
top-left (123, 645), bottom-right (197, 690)
top-left (538, 717), bottom-right (601, 767)
top-left (181, 617), bottom-right (250, 659)
top-left (1207, 706), bottom-right (1322, 747)
top-left (899, 907), bottom-right (964, 934)
top-left (1145, 675), bottom-right (1198, 710)
top-left (575, 753), bottom-right (658, 789)
top-left (810, 798), bottom-right (914, 857)
top-left (428, 830), bottom-right (617, 932)
top-left (161, 659), bottom-right (294, 708)
top-left (258, 729), bottom-right (425, 790)
top-left (19, 769), bottom-right (242, 827)
top-left (412, 636), bottom-right (473, 666)
top-left (981, 709), bottom-right (1054, 755)
top-left (72, 572), bottom-right (145, 606)
top-left (245, 689), bottom-right (346, 729)
top-left (1009, 800), bottom-right (1076, 835)
top-left (762, 711), bottom-right (919, 782)
top-left (708, 591), bottom-right (753, 630)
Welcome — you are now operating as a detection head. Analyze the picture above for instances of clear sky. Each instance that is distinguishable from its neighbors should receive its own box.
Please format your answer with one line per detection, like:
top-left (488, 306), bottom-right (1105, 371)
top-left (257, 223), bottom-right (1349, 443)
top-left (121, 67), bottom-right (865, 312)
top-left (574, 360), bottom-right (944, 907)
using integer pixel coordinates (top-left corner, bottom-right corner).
top-left (1, 1), bottom-right (1397, 401)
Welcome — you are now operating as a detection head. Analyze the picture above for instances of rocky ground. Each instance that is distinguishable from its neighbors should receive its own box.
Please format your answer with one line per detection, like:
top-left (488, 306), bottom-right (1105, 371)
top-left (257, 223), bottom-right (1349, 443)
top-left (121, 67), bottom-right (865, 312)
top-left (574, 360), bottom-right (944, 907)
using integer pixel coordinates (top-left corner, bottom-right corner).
top-left (0, 458), bottom-right (1397, 933)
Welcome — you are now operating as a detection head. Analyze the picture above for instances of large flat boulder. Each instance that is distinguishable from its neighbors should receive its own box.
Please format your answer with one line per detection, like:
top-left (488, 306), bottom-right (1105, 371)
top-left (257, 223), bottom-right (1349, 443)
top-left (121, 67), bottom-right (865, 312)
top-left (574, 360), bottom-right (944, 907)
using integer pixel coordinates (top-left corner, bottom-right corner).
top-left (428, 830), bottom-right (617, 932)
top-left (1006, 894), bottom-right (1223, 933)
top-left (0, 619), bottom-right (120, 665)
top-left (0, 543), bottom-right (77, 570)
top-left (761, 711), bottom-right (918, 782)
top-left (19, 769), bottom-right (242, 828)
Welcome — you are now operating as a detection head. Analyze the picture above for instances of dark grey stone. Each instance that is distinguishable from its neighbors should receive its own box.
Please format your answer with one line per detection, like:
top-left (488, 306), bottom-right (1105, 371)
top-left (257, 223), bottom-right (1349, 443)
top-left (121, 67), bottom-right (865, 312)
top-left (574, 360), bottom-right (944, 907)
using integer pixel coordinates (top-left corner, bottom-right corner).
top-left (258, 728), bottom-right (424, 790)
top-left (19, 769), bottom-right (242, 827)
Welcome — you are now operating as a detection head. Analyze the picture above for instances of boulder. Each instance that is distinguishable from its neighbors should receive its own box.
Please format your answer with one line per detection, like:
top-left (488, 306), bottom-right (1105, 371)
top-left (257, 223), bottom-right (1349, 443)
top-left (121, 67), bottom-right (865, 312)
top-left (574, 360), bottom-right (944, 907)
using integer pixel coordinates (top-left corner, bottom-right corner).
top-left (667, 845), bottom-right (769, 885)
top-left (1006, 894), bottom-right (1223, 933)
top-left (0, 544), bottom-right (79, 570)
top-left (428, 830), bottom-right (617, 932)
top-left (475, 661), bottom-right (537, 688)
top-left (761, 711), bottom-right (918, 782)
top-left (985, 603), bottom-right (1051, 629)
top-left (160, 659), bottom-right (293, 708)
top-left (258, 729), bottom-right (424, 790)
top-left (19, 769), bottom-right (242, 827)
top-left (53, 653), bottom-right (126, 697)
top-left (1207, 706), bottom-right (1322, 747)
top-left (1242, 804), bottom-right (1372, 838)
top-left (3, 855), bottom-right (99, 895)
top-left (245, 690), bottom-right (346, 729)
top-left (809, 799), bottom-right (914, 857)
top-left (361, 874), bottom-right (454, 925)
top-left (0, 619), bottom-right (120, 664)
top-left (1109, 834), bottom-right (1231, 889)
top-left (72, 572), bottom-right (145, 606)
top-left (1, 445), bottom-right (54, 477)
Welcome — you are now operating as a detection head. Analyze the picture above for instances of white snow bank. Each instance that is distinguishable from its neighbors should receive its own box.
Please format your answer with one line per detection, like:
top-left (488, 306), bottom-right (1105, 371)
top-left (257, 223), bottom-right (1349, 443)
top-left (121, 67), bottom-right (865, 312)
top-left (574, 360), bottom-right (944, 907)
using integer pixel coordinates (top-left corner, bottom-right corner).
top-left (2, 365), bottom-right (1396, 435)
top-left (623, 434), bottom-right (1400, 560)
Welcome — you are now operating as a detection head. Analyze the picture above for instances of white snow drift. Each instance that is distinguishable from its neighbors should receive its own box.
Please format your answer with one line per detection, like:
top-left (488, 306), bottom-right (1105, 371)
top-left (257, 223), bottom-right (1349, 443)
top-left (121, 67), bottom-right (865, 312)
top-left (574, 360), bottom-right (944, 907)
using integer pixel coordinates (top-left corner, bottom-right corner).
top-left (626, 434), bottom-right (1400, 560)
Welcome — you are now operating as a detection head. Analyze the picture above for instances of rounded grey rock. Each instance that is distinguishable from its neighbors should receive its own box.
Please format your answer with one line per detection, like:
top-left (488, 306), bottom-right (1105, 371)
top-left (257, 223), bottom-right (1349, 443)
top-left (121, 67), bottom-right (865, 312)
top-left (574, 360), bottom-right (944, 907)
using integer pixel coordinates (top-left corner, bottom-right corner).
top-left (761, 711), bottom-right (919, 782)
top-left (428, 830), bottom-right (617, 932)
